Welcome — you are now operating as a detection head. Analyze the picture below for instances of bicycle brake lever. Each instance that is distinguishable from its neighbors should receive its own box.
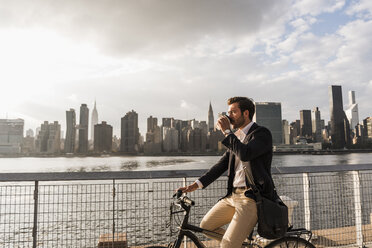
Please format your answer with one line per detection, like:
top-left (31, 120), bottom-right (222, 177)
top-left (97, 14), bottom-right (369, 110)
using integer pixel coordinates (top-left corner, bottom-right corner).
top-left (173, 189), bottom-right (183, 198)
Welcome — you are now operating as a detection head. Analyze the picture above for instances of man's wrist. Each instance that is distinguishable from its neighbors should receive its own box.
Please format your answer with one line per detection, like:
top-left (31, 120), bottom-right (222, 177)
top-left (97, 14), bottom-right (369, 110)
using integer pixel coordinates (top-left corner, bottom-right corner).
top-left (223, 129), bottom-right (232, 136)
top-left (195, 180), bottom-right (203, 189)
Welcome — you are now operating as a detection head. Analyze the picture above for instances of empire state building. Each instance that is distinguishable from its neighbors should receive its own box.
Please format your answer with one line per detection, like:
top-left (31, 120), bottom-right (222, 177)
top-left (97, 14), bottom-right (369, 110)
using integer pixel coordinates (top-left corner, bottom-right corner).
top-left (91, 100), bottom-right (98, 142)
top-left (208, 102), bottom-right (214, 131)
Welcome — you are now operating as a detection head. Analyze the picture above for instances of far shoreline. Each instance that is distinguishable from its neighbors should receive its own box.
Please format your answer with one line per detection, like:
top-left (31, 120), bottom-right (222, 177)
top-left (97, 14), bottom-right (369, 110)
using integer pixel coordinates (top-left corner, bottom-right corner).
top-left (1, 149), bottom-right (372, 158)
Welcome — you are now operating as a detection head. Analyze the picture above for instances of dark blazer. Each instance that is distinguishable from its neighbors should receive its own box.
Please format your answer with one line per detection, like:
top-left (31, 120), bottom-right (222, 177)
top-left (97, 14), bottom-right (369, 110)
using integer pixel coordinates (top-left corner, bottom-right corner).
top-left (198, 122), bottom-right (277, 200)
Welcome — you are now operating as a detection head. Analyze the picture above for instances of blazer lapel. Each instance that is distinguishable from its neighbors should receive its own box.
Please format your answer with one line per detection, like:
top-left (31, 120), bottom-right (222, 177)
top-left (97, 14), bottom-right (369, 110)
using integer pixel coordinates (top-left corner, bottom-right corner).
top-left (242, 122), bottom-right (258, 144)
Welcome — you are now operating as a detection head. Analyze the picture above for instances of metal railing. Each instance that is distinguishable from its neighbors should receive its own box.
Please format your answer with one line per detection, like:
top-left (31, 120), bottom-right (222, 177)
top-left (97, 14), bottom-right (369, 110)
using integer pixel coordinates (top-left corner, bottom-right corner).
top-left (1, 164), bottom-right (372, 247)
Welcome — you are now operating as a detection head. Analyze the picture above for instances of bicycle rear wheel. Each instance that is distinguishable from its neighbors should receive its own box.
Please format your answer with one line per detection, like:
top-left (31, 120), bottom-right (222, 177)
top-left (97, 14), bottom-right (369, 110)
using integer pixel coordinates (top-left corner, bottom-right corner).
top-left (265, 236), bottom-right (315, 248)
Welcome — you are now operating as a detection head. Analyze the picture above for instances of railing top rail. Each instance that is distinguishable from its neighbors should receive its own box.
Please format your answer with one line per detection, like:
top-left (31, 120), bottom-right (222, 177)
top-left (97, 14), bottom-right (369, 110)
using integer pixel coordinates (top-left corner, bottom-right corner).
top-left (0, 163), bottom-right (372, 182)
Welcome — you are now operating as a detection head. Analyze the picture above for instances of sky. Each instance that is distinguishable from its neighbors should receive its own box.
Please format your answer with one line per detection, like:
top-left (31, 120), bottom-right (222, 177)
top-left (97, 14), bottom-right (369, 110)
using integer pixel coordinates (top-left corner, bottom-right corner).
top-left (0, 0), bottom-right (371, 137)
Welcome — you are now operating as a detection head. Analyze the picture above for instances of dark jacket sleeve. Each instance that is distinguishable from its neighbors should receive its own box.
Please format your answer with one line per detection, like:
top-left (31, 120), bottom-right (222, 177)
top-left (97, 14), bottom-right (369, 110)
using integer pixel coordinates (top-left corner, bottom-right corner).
top-left (221, 127), bottom-right (272, 163)
top-left (198, 150), bottom-right (230, 188)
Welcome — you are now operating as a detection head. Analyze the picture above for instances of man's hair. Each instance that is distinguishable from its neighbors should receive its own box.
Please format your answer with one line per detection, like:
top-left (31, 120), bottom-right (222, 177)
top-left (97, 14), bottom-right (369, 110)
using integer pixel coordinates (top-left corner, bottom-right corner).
top-left (227, 97), bottom-right (255, 120)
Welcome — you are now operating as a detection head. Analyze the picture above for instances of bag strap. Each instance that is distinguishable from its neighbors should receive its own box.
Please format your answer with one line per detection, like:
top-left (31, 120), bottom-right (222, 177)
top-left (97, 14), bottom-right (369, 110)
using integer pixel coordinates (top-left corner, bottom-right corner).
top-left (243, 164), bottom-right (258, 192)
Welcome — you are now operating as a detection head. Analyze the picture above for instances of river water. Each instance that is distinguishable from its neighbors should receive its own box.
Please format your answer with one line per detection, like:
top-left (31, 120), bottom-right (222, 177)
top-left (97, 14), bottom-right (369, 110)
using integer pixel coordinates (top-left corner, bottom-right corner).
top-left (0, 153), bottom-right (372, 173)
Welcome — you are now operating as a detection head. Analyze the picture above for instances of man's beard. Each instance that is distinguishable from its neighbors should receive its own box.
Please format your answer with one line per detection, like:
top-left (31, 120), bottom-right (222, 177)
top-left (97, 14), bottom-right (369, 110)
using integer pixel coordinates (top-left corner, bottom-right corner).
top-left (232, 115), bottom-right (245, 129)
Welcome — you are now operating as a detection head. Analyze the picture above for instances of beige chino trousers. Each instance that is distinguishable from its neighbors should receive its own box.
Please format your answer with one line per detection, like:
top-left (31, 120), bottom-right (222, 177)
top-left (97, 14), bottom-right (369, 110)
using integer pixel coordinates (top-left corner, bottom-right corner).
top-left (200, 188), bottom-right (258, 248)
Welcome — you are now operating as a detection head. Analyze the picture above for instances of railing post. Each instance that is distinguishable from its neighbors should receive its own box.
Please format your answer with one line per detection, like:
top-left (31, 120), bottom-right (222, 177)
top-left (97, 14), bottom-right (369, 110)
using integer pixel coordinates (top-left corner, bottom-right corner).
top-left (352, 171), bottom-right (363, 247)
top-left (302, 173), bottom-right (311, 231)
top-left (112, 179), bottom-right (116, 247)
top-left (183, 177), bottom-right (187, 248)
top-left (32, 181), bottom-right (39, 248)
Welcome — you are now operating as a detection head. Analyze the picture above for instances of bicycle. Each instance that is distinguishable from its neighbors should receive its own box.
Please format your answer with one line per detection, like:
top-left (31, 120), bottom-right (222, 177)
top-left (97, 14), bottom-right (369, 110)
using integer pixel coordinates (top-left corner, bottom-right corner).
top-left (147, 190), bottom-right (315, 248)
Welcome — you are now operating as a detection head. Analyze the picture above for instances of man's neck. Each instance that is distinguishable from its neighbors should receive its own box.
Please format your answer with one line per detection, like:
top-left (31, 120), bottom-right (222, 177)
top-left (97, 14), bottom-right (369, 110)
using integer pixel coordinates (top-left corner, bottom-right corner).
top-left (239, 119), bottom-right (252, 130)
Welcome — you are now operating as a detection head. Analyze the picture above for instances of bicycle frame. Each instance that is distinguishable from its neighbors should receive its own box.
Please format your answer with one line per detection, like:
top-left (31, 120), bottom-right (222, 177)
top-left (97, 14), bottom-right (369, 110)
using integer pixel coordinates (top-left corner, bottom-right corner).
top-left (170, 199), bottom-right (254, 248)
top-left (168, 192), bottom-right (313, 248)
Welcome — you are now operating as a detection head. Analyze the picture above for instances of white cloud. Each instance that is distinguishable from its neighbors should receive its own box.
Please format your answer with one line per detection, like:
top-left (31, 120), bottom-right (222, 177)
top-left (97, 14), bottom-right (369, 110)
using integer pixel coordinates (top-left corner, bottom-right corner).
top-left (0, 0), bottom-right (371, 136)
top-left (292, 0), bottom-right (345, 16)
top-left (347, 0), bottom-right (372, 19)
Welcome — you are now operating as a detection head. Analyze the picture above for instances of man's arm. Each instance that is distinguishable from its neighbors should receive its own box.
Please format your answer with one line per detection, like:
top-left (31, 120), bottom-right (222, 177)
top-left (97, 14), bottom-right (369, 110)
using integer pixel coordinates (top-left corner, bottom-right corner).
top-left (222, 128), bottom-right (272, 162)
top-left (197, 150), bottom-right (230, 188)
top-left (176, 151), bottom-right (230, 193)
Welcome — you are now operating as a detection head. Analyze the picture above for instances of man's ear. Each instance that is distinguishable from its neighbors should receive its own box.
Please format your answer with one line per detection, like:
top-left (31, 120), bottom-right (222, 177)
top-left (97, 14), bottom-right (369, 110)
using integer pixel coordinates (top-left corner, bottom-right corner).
top-left (244, 110), bottom-right (249, 118)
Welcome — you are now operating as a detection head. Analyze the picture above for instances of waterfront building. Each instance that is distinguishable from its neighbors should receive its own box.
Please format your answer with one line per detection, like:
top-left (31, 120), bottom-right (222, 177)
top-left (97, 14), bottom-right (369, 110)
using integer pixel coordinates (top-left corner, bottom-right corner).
top-left (78, 104), bottom-right (89, 153)
top-left (180, 127), bottom-right (190, 152)
top-left (364, 117), bottom-right (372, 141)
top-left (0, 119), bottom-right (24, 154)
top-left (161, 117), bottom-right (173, 142)
top-left (345, 91), bottom-right (359, 131)
top-left (26, 129), bottom-right (34, 138)
top-left (163, 127), bottom-right (179, 152)
top-left (35, 121), bottom-right (61, 154)
top-left (282, 120), bottom-right (290, 145)
top-left (191, 119), bottom-right (200, 130)
top-left (312, 107), bottom-right (322, 142)
top-left (121, 110), bottom-right (140, 153)
top-left (186, 128), bottom-right (207, 152)
top-left (207, 130), bottom-right (225, 152)
top-left (290, 120), bottom-right (300, 144)
top-left (208, 102), bottom-right (214, 131)
top-left (147, 116), bottom-right (158, 133)
top-left (172, 119), bottom-right (186, 149)
top-left (91, 101), bottom-right (98, 142)
top-left (162, 118), bottom-right (173, 128)
top-left (94, 121), bottom-right (112, 153)
top-left (144, 116), bottom-right (162, 155)
top-left (21, 136), bottom-right (35, 154)
top-left (328, 85), bottom-right (351, 148)
top-left (65, 109), bottom-right (76, 153)
top-left (199, 121), bottom-right (208, 135)
top-left (253, 102), bottom-right (282, 145)
top-left (112, 135), bottom-right (121, 152)
top-left (300, 110), bottom-right (312, 138)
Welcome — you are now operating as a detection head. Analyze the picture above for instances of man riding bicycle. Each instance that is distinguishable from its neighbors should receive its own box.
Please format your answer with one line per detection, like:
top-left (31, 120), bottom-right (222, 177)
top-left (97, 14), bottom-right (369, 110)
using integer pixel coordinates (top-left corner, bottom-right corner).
top-left (177, 97), bottom-right (279, 248)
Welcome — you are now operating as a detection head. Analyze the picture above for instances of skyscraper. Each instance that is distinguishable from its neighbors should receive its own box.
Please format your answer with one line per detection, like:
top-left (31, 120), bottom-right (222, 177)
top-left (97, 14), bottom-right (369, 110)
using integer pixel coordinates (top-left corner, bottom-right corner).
top-left (121, 110), bottom-right (140, 153)
top-left (253, 102), bottom-right (282, 145)
top-left (300, 110), bottom-right (312, 138)
top-left (35, 121), bottom-right (61, 154)
top-left (363, 117), bottom-right (372, 141)
top-left (328, 85), bottom-right (351, 148)
top-left (312, 107), bottom-right (322, 142)
top-left (0, 119), bottom-right (24, 154)
top-left (282, 120), bottom-right (290, 144)
top-left (163, 127), bottom-right (179, 152)
top-left (147, 116), bottom-right (158, 133)
top-left (345, 91), bottom-right (359, 130)
top-left (94, 121), bottom-right (113, 152)
top-left (78, 104), bottom-right (89, 153)
top-left (208, 102), bottom-right (214, 131)
top-left (144, 115), bottom-right (162, 155)
top-left (91, 100), bottom-right (98, 141)
top-left (290, 120), bottom-right (301, 144)
top-left (65, 109), bottom-right (76, 153)
top-left (26, 129), bottom-right (34, 138)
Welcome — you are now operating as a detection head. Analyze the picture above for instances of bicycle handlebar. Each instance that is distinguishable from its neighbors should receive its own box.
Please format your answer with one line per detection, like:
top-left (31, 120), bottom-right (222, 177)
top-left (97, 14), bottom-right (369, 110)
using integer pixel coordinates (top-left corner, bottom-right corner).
top-left (174, 190), bottom-right (195, 206)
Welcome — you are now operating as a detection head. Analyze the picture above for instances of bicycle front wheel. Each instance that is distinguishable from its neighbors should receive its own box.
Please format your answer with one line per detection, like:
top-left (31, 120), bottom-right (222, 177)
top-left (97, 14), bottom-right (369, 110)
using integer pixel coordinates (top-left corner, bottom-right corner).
top-left (265, 237), bottom-right (315, 248)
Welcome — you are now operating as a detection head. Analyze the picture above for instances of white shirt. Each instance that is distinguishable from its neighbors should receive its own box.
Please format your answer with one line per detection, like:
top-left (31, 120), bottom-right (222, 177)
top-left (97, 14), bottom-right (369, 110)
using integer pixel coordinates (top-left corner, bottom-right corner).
top-left (233, 121), bottom-right (254, 187)
top-left (195, 121), bottom-right (255, 189)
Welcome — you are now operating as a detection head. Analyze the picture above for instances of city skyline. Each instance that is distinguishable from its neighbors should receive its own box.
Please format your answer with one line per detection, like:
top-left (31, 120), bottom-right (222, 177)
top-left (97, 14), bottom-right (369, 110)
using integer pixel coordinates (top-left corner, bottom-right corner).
top-left (5, 88), bottom-right (372, 139)
top-left (2, 86), bottom-right (372, 155)
top-left (1, 1), bottom-right (372, 136)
